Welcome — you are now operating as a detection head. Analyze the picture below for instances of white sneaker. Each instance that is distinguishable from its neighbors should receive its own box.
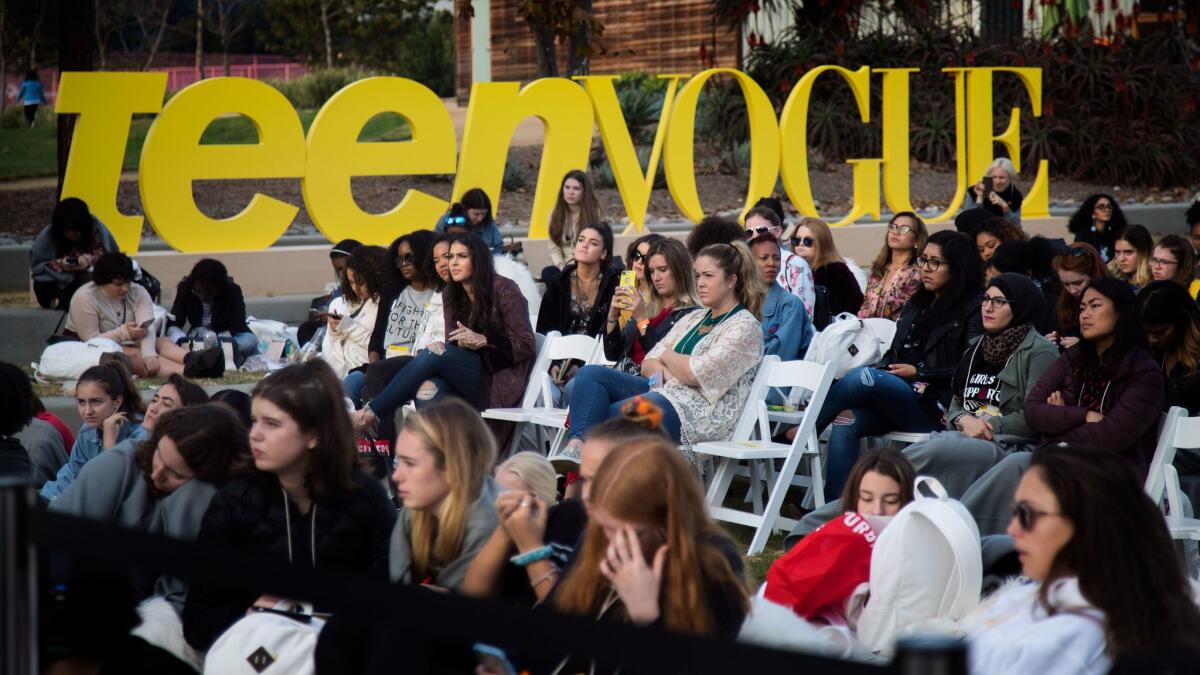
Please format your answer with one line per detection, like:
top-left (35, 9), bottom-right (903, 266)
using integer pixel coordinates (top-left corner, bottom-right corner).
top-left (548, 442), bottom-right (581, 472)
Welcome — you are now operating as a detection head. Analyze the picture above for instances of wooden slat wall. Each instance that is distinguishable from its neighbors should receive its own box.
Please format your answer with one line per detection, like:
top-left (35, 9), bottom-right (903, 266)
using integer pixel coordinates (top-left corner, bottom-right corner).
top-left (456, 0), bottom-right (740, 101)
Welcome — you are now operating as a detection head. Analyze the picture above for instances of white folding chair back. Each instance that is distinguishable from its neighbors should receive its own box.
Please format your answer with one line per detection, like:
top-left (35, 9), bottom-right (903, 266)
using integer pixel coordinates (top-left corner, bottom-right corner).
top-left (482, 331), bottom-right (559, 455)
top-left (1146, 408), bottom-right (1184, 505)
top-left (1146, 407), bottom-right (1200, 547)
top-left (694, 358), bottom-right (836, 555)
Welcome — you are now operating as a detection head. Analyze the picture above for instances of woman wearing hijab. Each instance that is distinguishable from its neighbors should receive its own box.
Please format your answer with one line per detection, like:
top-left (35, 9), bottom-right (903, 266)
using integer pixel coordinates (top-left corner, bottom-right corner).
top-left (900, 274), bottom-right (1060, 496)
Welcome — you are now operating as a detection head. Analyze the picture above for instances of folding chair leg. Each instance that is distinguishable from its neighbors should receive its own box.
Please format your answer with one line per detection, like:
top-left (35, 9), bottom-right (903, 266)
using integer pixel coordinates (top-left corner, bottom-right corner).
top-left (749, 452), bottom-right (806, 556)
top-left (705, 458), bottom-right (738, 508)
top-left (748, 461), bottom-right (765, 514)
top-left (506, 422), bottom-right (526, 459)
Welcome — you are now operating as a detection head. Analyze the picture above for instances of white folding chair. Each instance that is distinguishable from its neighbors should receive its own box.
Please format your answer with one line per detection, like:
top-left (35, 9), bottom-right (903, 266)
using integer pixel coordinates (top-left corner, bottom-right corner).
top-left (695, 358), bottom-right (836, 556)
top-left (1145, 407), bottom-right (1200, 548)
top-left (482, 332), bottom-right (601, 456)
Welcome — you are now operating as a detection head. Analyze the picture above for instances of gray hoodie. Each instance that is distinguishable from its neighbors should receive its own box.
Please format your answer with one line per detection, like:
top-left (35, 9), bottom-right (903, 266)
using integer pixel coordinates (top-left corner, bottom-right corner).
top-left (390, 475), bottom-right (500, 589)
top-left (15, 418), bottom-right (67, 488)
top-left (49, 443), bottom-right (218, 610)
top-left (29, 217), bottom-right (118, 287)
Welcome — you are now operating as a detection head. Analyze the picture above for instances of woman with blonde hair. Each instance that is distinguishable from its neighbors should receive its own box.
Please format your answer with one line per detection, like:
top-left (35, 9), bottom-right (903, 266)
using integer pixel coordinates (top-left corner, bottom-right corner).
top-left (552, 438), bottom-right (748, 656)
top-left (494, 451), bottom-right (557, 506)
top-left (544, 170), bottom-right (603, 282)
top-left (858, 212), bottom-right (928, 320)
top-left (603, 237), bottom-right (700, 373)
top-left (791, 216), bottom-right (865, 316)
top-left (389, 397), bottom-right (500, 590)
top-left (1109, 225), bottom-right (1153, 290)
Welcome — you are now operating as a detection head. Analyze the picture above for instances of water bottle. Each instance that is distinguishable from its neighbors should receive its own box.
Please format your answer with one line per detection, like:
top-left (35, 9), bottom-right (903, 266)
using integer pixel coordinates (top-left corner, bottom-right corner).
top-left (296, 326), bottom-right (326, 362)
top-left (199, 328), bottom-right (218, 351)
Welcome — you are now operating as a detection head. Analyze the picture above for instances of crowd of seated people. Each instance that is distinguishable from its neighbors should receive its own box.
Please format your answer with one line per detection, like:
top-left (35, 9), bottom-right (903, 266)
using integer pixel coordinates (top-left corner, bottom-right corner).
top-left (12, 184), bottom-right (1200, 675)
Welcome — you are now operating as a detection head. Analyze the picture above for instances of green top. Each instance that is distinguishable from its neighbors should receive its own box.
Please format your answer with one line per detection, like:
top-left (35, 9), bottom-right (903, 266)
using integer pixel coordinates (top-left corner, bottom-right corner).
top-left (673, 304), bottom-right (745, 356)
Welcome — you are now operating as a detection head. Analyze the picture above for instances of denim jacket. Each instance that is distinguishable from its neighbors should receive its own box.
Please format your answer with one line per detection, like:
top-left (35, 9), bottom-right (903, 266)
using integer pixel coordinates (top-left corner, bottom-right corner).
top-left (40, 420), bottom-right (146, 502)
top-left (761, 283), bottom-right (813, 362)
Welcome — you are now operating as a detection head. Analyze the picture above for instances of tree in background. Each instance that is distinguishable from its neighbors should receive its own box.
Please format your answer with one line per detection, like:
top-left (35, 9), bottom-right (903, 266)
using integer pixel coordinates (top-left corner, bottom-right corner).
top-left (205, 0), bottom-right (249, 75)
top-left (509, 0), bottom-right (604, 78)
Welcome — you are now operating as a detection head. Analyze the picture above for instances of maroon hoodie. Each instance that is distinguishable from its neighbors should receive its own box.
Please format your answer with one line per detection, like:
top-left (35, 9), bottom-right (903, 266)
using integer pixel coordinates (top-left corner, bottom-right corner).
top-left (1024, 346), bottom-right (1164, 475)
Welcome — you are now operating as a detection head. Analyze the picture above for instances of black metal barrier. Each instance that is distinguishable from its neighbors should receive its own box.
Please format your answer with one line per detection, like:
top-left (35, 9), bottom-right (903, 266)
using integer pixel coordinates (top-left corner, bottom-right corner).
top-left (0, 480), bottom-right (966, 675)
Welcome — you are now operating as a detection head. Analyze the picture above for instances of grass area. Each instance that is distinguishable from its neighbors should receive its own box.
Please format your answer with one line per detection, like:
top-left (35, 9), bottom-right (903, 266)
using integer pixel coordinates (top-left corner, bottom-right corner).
top-left (0, 110), bottom-right (410, 181)
top-left (31, 368), bottom-right (265, 400)
top-left (717, 477), bottom-right (802, 588)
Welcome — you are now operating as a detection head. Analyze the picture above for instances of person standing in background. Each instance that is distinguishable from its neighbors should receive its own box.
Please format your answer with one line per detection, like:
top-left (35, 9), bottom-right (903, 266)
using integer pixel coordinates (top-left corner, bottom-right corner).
top-left (17, 69), bottom-right (46, 128)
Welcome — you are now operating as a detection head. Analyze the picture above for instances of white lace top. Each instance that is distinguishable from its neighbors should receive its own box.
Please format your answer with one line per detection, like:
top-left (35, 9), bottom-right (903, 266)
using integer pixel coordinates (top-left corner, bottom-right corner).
top-left (647, 308), bottom-right (764, 464)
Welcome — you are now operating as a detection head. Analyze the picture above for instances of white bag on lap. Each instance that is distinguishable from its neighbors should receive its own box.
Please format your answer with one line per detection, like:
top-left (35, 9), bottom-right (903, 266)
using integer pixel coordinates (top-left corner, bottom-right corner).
top-left (203, 602), bottom-right (324, 675)
top-left (856, 477), bottom-right (982, 655)
top-left (803, 315), bottom-right (895, 379)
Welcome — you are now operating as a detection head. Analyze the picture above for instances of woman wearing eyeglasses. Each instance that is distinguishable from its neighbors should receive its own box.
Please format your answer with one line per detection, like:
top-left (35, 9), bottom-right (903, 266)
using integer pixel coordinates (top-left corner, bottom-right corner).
top-left (1149, 234), bottom-right (1200, 299)
top-left (1068, 194), bottom-right (1128, 261)
top-left (815, 230), bottom-right (984, 501)
top-left (899, 274), bottom-right (1058, 497)
top-left (857, 212), bottom-right (929, 320)
top-left (961, 277), bottom-right (1163, 535)
top-left (1044, 243), bottom-right (1108, 351)
top-left (791, 217), bottom-right (864, 317)
top-left (342, 232), bottom-right (436, 406)
top-left (961, 445), bottom-right (1200, 674)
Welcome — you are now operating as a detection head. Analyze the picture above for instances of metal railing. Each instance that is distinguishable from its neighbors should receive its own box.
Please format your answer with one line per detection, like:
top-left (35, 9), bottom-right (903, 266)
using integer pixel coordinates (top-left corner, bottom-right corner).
top-left (0, 480), bottom-right (966, 675)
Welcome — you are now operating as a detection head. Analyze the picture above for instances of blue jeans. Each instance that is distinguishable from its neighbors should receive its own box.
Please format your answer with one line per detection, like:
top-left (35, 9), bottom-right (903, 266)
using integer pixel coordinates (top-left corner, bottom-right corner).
top-left (369, 346), bottom-right (483, 418)
top-left (816, 367), bottom-right (941, 502)
top-left (566, 365), bottom-right (683, 444)
top-left (232, 331), bottom-right (259, 358)
top-left (343, 371), bottom-right (367, 408)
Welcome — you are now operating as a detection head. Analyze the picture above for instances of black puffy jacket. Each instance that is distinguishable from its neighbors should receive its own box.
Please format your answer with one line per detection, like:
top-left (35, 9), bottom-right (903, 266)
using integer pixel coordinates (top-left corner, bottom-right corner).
top-left (167, 278), bottom-right (252, 336)
top-left (182, 469), bottom-right (396, 650)
top-left (881, 293), bottom-right (984, 420)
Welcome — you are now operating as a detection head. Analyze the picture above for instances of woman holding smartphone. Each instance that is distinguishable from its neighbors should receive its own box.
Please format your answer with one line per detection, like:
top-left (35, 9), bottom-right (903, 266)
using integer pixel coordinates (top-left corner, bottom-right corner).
top-left (602, 238), bottom-right (699, 373)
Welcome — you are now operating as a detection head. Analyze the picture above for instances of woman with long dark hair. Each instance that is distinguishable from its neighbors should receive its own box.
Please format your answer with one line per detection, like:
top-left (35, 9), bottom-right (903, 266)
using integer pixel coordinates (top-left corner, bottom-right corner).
top-left (40, 360), bottom-right (146, 501)
top-left (1108, 225), bottom-right (1153, 290)
top-left (321, 245), bottom-right (388, 379)
top-left (29, 197), bottom-right (119, 309)
top-left (352, 232), bottom-right (536, 445)
top-left (963, 445), bottom-right (1200, 672)
top-left (434, 188), bottom-right (504, 253)
top-left (164, 258), bottom-right (258, 359)
top-left (183, 361), bottom-right (397, 651)
top-left (545, 169), bottom-right (603, 279)
top-left (1045, 242), bottom-right (1109, 350)
top-left (1141, 281), bottom-right (1200, 475)
top-left (341, 232), bottom-right (437, 405)
top-left (972, 217), bottom-right (1027, 262)
top-left (537, 221), bottom-right (620, 337)
top-left (815, 229), bottom-right (984, 501)
top-left (857, 212), bottom-right (928, 320)
top-left (1068, 193), bottom-right (1128, 261)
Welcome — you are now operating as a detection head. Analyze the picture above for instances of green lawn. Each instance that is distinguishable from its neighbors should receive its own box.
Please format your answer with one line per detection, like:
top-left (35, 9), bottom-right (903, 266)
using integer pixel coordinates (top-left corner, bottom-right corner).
top-left (0, 110), bottom-right (410, 181)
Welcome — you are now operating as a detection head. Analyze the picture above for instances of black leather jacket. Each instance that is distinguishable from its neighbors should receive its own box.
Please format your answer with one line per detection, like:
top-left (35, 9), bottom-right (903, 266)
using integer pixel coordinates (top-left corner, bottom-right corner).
top-left (881, 293), bottom-right (984, 418)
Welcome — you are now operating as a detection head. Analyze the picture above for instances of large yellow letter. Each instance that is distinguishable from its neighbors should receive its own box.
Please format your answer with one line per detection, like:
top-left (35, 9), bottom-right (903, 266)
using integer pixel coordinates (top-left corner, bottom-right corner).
top-left (662, 68), bottom-right (779, 223)
top-left (56, 72), bottom-right (167, 253)
top-left (139, 78), bottom-right (306, 252)
top-left (578, 74), bottom-right (686, 233)
top-left (878, 68), bottom-right (968, 224)
top-left (304, 77), bottom-right (456, 245)
top-left (957, 67), bottom-right (1049, 218)
top-left (453, 79), bottom-right (594, 238)
top-left (778, 66), bottom-right (877, 227)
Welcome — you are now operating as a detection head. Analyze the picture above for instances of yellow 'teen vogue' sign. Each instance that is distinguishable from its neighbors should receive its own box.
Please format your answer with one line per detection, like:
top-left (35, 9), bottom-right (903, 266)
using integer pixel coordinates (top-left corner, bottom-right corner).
top-left (56, 67), bottom-right (1048, 253)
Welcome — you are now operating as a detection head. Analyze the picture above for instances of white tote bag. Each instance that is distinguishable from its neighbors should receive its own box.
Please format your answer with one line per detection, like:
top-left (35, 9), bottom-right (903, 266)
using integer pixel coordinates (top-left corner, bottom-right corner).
top-left (803, 315), bottom-right (895, 379)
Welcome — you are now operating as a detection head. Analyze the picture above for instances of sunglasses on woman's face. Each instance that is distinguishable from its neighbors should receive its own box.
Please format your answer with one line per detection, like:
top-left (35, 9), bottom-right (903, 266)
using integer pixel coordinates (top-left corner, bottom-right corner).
top-left (792, 237), bottom-right (816, 248)
top-left (1010, 500), bottom-right (1062, 532)
top-left (395, 253), bottom-right (416, 267)
top-left (628, 251), bottom-right (646, 263)
top-left (745, 226), bottom-right (774, 238)
top-left (887, 223), bottom-right (913, 234)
